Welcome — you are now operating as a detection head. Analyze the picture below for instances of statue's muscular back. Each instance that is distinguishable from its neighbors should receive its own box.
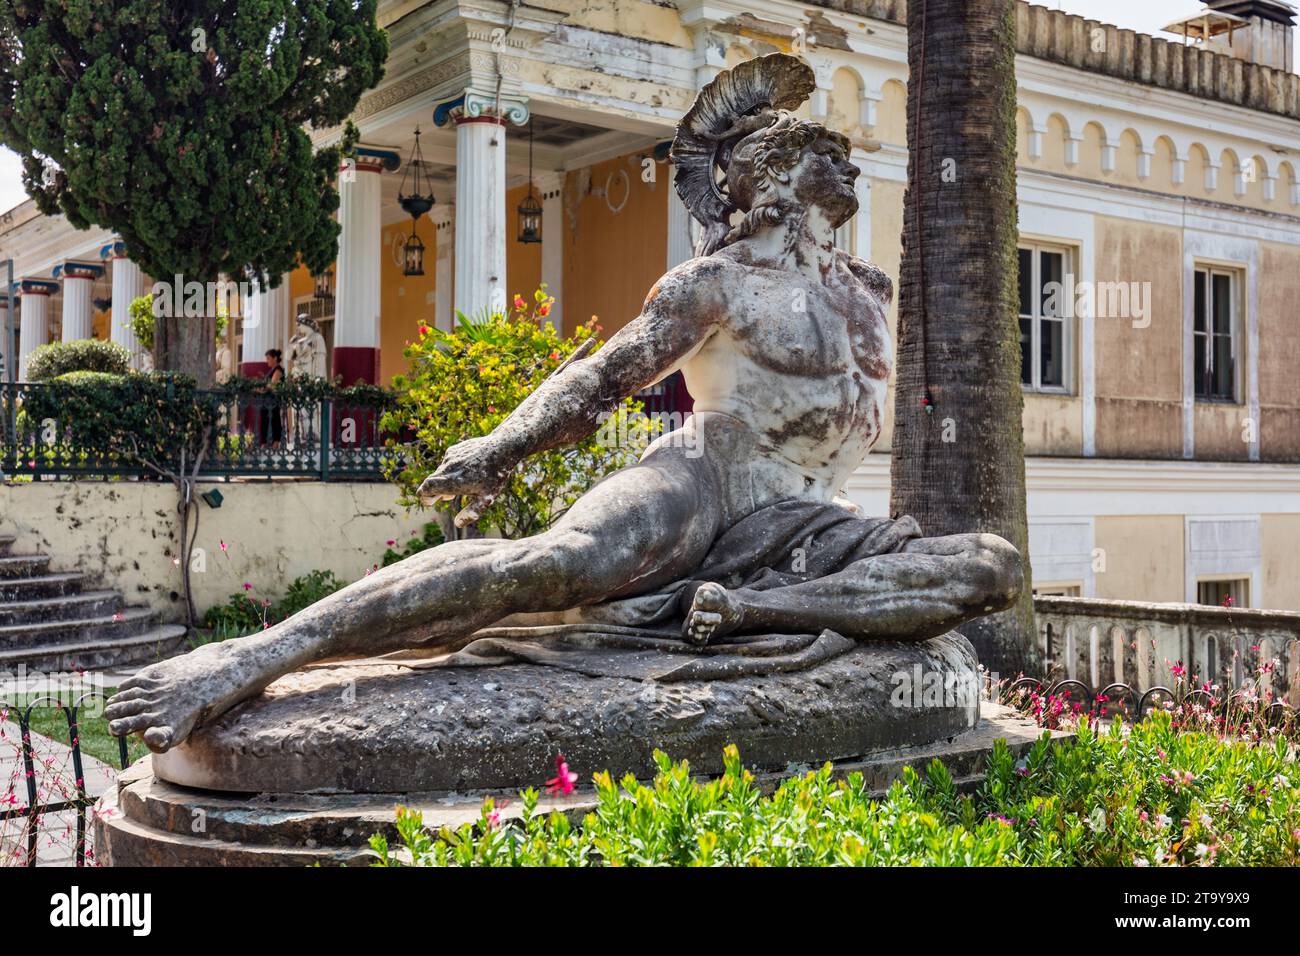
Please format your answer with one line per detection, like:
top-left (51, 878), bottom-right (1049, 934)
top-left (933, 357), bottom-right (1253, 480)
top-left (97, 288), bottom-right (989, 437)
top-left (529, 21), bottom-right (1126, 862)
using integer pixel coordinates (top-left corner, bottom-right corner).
top-left (669, 247), bottom-right (894, 513)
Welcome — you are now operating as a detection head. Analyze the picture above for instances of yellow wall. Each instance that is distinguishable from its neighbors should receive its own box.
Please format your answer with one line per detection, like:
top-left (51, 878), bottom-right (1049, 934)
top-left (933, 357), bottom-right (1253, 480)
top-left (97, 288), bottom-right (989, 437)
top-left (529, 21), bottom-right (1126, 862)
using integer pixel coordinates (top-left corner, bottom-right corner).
top-left (563, 152), bottom-right (668, 337)
top-left (379, 215), bottom-right (438, 384)
top-left (869, 177), bottom-right (904, 450)
top-left (506, 182), bottom-right (543, 306)
top-left (1094, 515), bottom-right (1186, 603)
top-left (1261, 514), bottom-right (1300, 611)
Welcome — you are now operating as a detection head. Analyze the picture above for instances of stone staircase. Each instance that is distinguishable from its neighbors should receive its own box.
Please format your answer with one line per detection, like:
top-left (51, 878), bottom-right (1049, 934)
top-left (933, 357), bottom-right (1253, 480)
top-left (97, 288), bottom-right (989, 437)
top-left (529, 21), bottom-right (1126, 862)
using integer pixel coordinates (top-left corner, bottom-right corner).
top-left (0, 533), bottom-right (188, 672)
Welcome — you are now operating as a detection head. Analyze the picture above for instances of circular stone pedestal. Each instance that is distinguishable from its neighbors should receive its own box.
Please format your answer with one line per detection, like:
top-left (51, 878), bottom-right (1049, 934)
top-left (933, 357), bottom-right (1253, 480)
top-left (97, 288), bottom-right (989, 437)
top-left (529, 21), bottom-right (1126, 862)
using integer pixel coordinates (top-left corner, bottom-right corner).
top-left (96, 632), bottom-right (997, 865)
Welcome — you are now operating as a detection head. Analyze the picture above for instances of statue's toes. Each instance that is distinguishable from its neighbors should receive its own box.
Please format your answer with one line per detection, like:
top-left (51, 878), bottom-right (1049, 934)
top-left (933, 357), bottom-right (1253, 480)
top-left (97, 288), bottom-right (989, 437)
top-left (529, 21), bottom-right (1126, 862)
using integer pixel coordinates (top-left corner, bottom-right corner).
top-left (109, 713), bottom-right (164, 737)
top-left (142, 726), bottom-right (175, 754)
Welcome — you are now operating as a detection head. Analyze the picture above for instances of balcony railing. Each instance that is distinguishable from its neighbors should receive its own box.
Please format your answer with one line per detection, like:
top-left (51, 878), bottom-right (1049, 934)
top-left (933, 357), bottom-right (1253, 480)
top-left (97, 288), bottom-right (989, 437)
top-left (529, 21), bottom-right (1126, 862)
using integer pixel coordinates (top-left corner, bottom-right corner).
top-left (1033, 595), bottom-right (1300, 706)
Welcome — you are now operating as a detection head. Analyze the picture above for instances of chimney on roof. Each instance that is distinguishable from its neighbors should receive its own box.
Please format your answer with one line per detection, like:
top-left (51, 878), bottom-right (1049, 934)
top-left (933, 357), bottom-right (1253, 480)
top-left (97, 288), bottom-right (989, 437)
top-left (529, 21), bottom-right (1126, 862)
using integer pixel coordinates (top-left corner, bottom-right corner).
top-left (1203, 1), bottom-right (1296, 70)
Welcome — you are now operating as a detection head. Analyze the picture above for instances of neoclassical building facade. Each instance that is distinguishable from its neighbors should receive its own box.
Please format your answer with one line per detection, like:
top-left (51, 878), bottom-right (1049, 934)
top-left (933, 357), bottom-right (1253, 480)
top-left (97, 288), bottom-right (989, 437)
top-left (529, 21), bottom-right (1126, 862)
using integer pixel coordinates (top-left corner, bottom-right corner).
top-left (2, 0), bottom-right (1300, 610)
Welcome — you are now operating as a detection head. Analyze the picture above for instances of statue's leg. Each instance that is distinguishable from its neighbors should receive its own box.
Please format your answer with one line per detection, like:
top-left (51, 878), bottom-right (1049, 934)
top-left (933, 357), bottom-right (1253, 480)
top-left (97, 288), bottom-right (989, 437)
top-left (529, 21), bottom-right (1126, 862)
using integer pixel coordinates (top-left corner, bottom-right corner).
top-left (106, 451), bottom-right (722, 752)
top-left (683, 532), bottom-right (1022, 644)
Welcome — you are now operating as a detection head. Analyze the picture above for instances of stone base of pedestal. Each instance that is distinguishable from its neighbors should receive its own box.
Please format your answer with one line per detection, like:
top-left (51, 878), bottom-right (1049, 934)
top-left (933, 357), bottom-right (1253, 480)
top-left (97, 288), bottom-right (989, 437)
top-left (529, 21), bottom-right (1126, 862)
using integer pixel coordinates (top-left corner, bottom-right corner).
top-left (93, 703), bottom-right (1061, 867)
top-left (91, 632), bottom-right (1069, 866)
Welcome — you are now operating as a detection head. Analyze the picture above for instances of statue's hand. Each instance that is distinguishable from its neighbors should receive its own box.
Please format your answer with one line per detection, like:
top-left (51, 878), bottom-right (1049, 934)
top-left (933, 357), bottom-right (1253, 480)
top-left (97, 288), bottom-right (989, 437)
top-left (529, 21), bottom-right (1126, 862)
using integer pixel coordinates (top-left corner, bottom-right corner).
top-left (417, 435), bottom-right (517, 527)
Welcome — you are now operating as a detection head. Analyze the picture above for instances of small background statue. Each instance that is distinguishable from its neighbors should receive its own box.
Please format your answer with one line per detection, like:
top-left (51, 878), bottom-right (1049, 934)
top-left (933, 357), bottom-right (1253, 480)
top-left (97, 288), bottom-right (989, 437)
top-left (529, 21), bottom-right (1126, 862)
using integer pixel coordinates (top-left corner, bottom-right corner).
top-left (289, 313), bottom-right (327, 380)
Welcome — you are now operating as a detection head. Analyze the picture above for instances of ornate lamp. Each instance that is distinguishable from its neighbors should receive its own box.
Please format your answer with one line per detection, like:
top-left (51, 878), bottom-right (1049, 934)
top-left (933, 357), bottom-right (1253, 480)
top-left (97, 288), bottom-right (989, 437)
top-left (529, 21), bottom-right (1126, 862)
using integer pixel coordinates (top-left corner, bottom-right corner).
top-left (516, 120), bottom-right (542, 245)
top-left (313, 266), bottom-right (334, 300)
top-left (398, 127), bottom-right (435, 277)
top-left (402, 228), bottom-right (426, 277)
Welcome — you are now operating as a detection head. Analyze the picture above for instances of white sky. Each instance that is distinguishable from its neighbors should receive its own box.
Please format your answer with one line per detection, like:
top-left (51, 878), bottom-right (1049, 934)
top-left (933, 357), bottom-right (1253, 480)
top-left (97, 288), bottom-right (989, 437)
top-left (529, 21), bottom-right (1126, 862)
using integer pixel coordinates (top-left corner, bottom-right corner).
top-left (0, 1), bottom-right (1294, 215)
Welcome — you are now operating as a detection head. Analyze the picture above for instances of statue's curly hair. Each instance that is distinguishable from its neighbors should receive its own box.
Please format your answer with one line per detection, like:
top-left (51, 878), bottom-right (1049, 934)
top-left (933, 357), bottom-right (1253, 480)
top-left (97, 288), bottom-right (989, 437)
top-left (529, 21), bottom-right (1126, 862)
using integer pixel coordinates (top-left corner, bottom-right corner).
top-left (721, 115), bottom-right (851, 247)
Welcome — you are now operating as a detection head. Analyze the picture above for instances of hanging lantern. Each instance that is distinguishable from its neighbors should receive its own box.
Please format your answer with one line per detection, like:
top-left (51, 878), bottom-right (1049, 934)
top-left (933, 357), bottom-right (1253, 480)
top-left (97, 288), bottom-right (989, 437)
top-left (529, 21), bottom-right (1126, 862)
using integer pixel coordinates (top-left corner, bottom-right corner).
top-left (397, 127), bottom-right (435, 221)
top-left (517, 191), bottom-right (542, 244)
top-left (398, 126), bottom-right (434, 277)
top-left (516, 118), bottom-right (543, 245)
top-left (313, 267), bottom-right (335, 300)
top-left (313, 266), bottom-right (334, 300)
top-left (403, 223), bottom-right (426, 277)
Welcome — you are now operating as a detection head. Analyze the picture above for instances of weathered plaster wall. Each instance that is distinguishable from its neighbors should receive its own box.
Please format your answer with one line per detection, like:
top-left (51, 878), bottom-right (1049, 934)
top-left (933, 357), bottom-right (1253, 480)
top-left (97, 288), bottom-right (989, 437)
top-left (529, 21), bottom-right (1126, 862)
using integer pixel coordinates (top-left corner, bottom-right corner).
top-left (0, 482), bottom-right (426, 623)
top-left (1259, 242), bottom-right (1300, 462)
top-left (1092, 216), bottom-right (1184, 459)
top-left (1262, 514), bottom-right (1300, 611)
top-left (1023, 393), bottom-right (1083, 456)
top-left (1093, 514), bottom-right (1185, 603)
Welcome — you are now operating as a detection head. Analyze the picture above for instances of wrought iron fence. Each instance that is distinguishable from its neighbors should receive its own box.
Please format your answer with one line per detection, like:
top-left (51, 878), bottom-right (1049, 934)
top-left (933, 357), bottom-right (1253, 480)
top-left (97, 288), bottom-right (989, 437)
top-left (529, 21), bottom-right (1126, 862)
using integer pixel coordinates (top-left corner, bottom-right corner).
top-left (1, 380), bottom-right (393, 481)
top-left (1, 693), bottom-right (129, 867)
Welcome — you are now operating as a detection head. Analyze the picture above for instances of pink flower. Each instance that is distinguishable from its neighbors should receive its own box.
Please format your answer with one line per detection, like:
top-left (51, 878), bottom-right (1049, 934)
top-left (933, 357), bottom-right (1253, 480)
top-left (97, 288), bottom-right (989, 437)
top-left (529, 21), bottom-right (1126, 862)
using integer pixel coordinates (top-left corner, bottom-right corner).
top-left (386, 539), bottom-right (396, 547)
top-left (545, 754), bottom-right (578, 796)
top-left (243, 582), bottom-right (253, 591)
top-left (219, 540), bottom-right (228, 553)
top-left (513, 295), bottom-right (526, 310)
top-left (486, 808), bottom-right (501, 830)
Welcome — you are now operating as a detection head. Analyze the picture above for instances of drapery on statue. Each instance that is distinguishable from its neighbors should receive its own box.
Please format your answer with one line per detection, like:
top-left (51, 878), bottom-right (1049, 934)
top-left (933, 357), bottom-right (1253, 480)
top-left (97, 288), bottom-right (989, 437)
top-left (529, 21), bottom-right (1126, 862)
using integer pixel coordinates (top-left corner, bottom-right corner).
top-left (107, 54), bottom-right (1022, 753)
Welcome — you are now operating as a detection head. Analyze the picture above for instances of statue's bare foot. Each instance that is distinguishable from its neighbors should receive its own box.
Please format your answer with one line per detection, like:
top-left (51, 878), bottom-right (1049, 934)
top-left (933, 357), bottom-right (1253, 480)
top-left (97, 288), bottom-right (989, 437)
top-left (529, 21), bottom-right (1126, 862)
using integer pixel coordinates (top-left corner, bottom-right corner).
top-left (682, 582), bottom-right (744, 646)
top-left (104, 640), bottom-right (265, 753)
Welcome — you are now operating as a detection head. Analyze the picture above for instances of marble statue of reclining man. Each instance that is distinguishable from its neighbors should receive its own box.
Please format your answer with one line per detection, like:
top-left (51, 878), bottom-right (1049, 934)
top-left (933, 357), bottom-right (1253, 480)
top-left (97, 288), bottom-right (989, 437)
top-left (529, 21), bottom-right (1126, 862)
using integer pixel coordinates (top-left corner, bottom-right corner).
top-left (107, 54), bottom-right (1022, 753)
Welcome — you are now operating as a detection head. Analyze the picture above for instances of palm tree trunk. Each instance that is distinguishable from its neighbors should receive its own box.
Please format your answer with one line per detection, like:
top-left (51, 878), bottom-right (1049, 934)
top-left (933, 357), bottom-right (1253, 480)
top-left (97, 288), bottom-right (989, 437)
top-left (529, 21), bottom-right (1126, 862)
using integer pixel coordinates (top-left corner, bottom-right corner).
top-left (891, 0), bottom-right (1039, 676)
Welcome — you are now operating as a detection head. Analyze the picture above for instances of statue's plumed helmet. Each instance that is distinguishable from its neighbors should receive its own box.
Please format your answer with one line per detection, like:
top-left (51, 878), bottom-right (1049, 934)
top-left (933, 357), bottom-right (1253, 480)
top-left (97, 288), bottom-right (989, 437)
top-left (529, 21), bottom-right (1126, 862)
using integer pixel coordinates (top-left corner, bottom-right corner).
top-left (671, 53), bottom-right (822, 256)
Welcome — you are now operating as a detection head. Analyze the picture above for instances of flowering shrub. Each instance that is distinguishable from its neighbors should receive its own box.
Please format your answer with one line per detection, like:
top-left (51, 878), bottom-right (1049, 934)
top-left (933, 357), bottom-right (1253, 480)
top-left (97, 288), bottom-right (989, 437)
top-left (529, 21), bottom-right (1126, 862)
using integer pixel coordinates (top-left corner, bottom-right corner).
top-left (380, 287), bottom-right (657, 539)
top-left (371, 715), bottom-right (1300, 867)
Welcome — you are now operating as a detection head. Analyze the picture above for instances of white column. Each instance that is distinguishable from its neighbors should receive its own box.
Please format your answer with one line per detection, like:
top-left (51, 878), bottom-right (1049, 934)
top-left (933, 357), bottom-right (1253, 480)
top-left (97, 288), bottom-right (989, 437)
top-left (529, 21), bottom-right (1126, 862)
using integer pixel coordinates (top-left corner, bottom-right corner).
top-left (241, 277), bottom-right (290, 372)
top-left (454, 119), bottom-right (507, 320)
top-left (108, 250), bottom-right (145, 368)
top-left (442, 91), bottom-right (528, 322)
top-left (333, 149), bottom-right (391, 382)
top-left (17, 281), bottom-right (54, 380)
top-left (434, 208), bottom-right (455, 332)
top-left (58, 262), bottom-right (101, 342)
top-left (667, 180), bottom-right (696, 268)
top-left (0, 297), bottom-right (10, 382)
top-left (538, 172), bottom-right (564, 329)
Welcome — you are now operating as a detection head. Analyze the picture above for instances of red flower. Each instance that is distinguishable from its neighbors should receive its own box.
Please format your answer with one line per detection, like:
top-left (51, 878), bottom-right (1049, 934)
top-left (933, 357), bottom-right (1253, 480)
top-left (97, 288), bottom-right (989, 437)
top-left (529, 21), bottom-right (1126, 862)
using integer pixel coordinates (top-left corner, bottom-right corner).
top-left (514, 295), bottom-right (526, 310)
top-left (418, 324), bottom-right (431, 336)
top-left (545, 754), bottom-right (578, 796)
top-left (538, 303), bottom-right (551, 317)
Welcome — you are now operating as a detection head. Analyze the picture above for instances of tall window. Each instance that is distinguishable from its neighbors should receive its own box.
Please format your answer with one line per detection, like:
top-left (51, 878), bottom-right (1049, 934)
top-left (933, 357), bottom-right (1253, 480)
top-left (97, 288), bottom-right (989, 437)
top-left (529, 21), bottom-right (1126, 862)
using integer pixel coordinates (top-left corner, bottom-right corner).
top-left (1193, 267), bottom-right (1239, 403)
top-left (1018, 243), bottom-right (1070, 392)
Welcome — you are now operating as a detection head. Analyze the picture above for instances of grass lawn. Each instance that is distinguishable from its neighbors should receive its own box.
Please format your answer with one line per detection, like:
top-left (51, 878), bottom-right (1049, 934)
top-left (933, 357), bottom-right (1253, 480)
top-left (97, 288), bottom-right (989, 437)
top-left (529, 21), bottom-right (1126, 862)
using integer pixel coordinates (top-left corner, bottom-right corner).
top-left (5, 690), bottom-right (148, 769)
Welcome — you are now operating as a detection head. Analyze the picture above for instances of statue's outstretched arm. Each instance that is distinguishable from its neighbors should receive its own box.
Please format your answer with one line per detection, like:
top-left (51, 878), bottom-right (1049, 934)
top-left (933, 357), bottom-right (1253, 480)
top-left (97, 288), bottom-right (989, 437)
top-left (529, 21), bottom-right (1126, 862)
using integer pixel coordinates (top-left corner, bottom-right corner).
top-left (418, 258), bottom-right (724, 525)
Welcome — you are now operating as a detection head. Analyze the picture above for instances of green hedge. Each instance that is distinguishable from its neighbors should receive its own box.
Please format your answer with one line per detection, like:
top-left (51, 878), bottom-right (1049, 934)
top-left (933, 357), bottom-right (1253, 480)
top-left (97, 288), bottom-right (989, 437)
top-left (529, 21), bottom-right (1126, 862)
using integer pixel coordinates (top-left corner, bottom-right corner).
top-left (25, 338), bottom-right (131, 380)
top-left (371, 713), bottom-right (1300, 867)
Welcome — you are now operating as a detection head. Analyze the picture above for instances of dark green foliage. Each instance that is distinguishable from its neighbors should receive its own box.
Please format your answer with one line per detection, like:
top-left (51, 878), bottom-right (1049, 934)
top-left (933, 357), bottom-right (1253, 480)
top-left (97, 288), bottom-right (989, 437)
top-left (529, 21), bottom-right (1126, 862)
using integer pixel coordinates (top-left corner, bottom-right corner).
top-left (203, 568), bottom-right (346, 638)
top-left (25, 338), bottom-right (130, 380)
top-left (22, 371), bottom-right (221, 469)
top-left (0, 2), bottom-right (388, 376)
top-left (0, 1), bottom-right (387, 285)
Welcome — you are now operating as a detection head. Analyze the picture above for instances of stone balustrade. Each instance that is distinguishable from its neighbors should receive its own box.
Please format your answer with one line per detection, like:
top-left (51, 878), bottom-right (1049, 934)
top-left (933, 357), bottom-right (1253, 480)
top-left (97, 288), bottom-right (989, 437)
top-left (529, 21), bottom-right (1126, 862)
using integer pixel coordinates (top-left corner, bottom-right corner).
top-left (1032, 596), bottom-right (1300, 705)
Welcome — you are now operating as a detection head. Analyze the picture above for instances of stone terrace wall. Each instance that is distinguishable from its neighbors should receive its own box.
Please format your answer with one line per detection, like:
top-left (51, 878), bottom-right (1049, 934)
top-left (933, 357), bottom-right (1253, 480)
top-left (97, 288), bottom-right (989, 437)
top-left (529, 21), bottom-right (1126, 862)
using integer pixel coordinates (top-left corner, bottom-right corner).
top-left (1034, 595), bottom-right (1300, 702)
top-left (811, 0), bottom-right (1300, 120)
